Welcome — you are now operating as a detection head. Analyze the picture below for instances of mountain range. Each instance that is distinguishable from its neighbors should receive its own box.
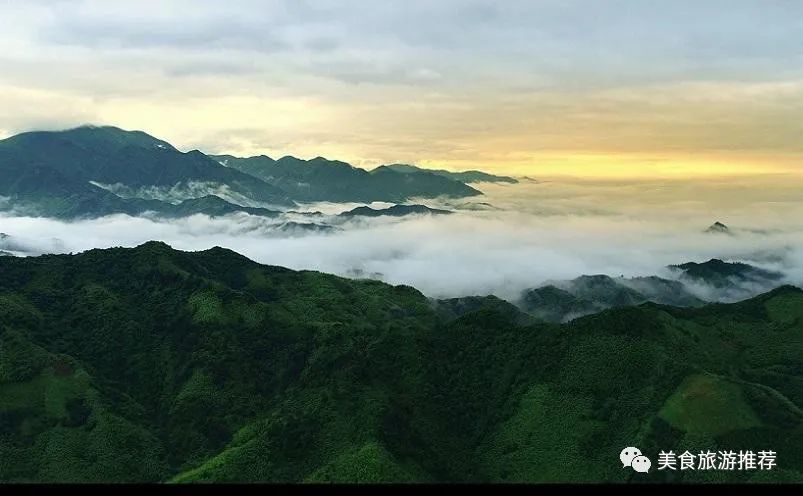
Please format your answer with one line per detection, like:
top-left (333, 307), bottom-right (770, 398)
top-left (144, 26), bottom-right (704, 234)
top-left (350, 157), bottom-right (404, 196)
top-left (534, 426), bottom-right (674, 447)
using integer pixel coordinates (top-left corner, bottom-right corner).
top-left (0, 242), bottom-right (800, 483)
top-left (669, 258), bottom-right (784, 289)
top-left (339, 204), bottom-right (452, 218)
top-left (0, 126), bottom-right (498, 219)
top-left (517, 259), bottom-right (785, 323)
top-left (212, 154), bottom-right (482, 203)
top-left (378, 164), bottom-right (518, 184)
top-left (0, 126), bottom-right (293, 217)
top-left (519, 275), bottom-right (703, 323)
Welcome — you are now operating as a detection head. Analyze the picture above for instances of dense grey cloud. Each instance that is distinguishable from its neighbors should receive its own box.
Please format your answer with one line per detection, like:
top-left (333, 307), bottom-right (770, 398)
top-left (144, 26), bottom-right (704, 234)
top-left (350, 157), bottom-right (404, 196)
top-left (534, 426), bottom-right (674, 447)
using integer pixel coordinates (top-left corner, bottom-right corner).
top-left (14, 0), bottom-right (803, 89)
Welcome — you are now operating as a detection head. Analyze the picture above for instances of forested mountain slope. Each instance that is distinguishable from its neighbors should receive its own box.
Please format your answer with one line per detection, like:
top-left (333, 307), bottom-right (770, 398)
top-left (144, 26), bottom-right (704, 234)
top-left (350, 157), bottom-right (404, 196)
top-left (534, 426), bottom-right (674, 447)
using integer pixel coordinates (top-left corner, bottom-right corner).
top-left (1, 243), bottom-right (801, 483)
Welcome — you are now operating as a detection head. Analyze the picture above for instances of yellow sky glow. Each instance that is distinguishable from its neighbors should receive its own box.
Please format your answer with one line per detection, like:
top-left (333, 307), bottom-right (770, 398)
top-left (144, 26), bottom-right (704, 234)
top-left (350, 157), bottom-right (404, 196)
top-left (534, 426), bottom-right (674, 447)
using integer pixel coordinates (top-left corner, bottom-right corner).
top-left (2, 82), bottom-right (802, 179)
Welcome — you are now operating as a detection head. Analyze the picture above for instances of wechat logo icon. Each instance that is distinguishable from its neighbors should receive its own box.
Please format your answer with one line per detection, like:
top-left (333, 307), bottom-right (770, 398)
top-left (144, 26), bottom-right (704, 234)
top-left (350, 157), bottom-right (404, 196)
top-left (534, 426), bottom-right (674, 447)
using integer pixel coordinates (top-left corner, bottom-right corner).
top-left (620, 447), bottom-right (651, 473)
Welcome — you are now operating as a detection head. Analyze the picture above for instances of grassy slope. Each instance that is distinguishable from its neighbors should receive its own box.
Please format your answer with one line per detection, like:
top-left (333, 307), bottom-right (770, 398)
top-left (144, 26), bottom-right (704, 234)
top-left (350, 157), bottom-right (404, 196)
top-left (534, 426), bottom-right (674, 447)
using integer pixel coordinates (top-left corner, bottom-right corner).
top-left (0, 243), bottom-right (801, 483)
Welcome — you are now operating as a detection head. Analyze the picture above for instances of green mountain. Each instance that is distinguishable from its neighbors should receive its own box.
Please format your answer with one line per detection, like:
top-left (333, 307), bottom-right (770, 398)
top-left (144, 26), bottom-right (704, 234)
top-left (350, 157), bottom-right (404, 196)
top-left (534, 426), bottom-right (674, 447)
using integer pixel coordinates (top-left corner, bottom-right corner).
top-left (0, 159), bottom-right (160, 218)
top-left (433, 295), bottom-right (535, 326)
top-left (339, 204), bottom-right (452, 218)
top-left (621, 275), bottom-right (707, 306)
top-left (669, 259), bottom-right (784, 289)
top-left (0, 126), bottom-right (294, 218)
top-left (519, 274), bottom-right (705, 323)
top-left (518, 285), bottom-right (601, 323)
top-left (380, 164), bottom-right (519, 184)
top-left (1, 243), bottom-right (801, 483)
top-left (214, 155), bottom-right (482, 203)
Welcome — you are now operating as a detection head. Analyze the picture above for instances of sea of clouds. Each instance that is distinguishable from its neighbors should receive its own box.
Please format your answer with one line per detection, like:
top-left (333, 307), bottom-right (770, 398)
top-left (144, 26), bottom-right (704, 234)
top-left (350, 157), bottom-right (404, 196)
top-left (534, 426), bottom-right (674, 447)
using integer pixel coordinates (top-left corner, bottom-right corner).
top-left (2, 175), bottom-right (803, 302)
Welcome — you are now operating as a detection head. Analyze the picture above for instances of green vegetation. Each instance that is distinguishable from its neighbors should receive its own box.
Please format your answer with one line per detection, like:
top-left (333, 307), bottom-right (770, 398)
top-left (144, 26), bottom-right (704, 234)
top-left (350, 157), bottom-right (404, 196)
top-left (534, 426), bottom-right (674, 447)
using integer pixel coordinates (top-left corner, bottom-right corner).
top-left (0, 242), bottom-right (801, 483)
top-left (658, 374), bottom-right (761, 436)
top-left (669, 259), bottom-right (783, 289)
top-left (518, 274), bottom-right (705, 323)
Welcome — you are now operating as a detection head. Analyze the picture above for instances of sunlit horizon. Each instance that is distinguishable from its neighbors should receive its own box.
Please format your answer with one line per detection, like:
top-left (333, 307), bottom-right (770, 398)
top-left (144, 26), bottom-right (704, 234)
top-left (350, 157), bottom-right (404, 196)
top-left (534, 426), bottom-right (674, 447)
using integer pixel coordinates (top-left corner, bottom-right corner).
top-left (2, 1), bottom-right (802, 178)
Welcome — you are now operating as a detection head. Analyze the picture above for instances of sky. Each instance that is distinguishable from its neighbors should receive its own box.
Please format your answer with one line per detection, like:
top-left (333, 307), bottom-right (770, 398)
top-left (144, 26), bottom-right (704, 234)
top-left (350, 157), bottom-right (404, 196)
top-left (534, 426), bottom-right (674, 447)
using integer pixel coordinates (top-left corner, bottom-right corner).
top-left (1, 0), bottom-right (802, 176)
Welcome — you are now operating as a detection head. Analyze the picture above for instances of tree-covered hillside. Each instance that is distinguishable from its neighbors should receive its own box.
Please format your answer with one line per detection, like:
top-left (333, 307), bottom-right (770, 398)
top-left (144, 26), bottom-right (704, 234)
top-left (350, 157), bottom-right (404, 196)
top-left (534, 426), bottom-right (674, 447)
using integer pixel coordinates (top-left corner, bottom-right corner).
top-left (1, 243), bottom-right (801, 483)
top-left (519, 274), bottom-right (706, 323)
top-left (0, 126), bottom-right (294, 217)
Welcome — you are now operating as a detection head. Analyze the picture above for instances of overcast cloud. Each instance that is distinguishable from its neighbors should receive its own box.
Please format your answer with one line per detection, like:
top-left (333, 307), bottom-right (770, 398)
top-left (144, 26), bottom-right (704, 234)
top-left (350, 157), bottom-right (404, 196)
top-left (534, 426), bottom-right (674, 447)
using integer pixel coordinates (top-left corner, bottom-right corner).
top-left (1, 1), bottom-right (803, 174)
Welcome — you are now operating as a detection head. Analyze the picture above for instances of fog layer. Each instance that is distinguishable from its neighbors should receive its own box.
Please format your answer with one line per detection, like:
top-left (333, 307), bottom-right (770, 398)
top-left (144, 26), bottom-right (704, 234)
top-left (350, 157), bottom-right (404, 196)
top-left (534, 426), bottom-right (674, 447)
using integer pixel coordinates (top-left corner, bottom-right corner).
top-left (2, 175), bottom-right (803, 301)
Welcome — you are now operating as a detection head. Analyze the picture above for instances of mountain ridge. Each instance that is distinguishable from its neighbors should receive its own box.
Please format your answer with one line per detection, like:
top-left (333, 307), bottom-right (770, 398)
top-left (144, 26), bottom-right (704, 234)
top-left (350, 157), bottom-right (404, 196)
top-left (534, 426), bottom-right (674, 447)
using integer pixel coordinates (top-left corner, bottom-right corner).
top-left (339, 204), bottom-right (452, 218)
top-left (213, 153), bottom-right (482, 203)
top-left (379, 163), bottom-right (519, 184)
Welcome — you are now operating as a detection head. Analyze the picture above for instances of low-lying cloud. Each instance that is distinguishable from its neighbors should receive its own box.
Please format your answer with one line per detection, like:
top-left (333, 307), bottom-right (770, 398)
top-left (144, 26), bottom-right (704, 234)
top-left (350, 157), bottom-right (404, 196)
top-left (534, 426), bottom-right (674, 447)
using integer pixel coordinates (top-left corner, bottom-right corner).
top-left (2, 177), bottom-right (803, 302)
top-left (89, 180), bottom-right (268, 207)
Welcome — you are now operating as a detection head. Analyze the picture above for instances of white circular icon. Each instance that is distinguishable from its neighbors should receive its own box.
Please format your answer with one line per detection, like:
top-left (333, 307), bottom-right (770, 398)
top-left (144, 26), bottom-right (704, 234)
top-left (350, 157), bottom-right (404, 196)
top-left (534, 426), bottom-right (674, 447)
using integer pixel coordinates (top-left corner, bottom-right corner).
top-left (631, 455), bottom-right (652, 473)
top-left (620, 447), bottom-right (642, 467)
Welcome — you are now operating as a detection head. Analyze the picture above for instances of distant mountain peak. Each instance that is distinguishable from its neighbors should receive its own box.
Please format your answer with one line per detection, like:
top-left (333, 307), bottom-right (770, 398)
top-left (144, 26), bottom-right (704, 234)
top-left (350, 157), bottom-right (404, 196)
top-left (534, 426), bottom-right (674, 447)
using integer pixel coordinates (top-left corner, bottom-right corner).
top-left (668, 258), bottom-right (784, 291)
top-left (2, 124), bottom-right (179, 154)
top-left (0, 126), bottom-right (295, 216)
top-left (74, 123), bottom-right (113, 130)
top-left (135, 240), bottom-right (173, 251)
top-left (70, 123), bottom-right (126, 132)
top-left (705, 221), bottom-right (731, 234)
top-left (380, 163), bottom-right (519, 185)
top-left (340, 204), bottom-right (452, 218)
top-left (68, 124), bottom-right (162, 139)
top-left (213, 153), bottom-right (480, 203)
top-left (2, 125), bottom-right (483, 215)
